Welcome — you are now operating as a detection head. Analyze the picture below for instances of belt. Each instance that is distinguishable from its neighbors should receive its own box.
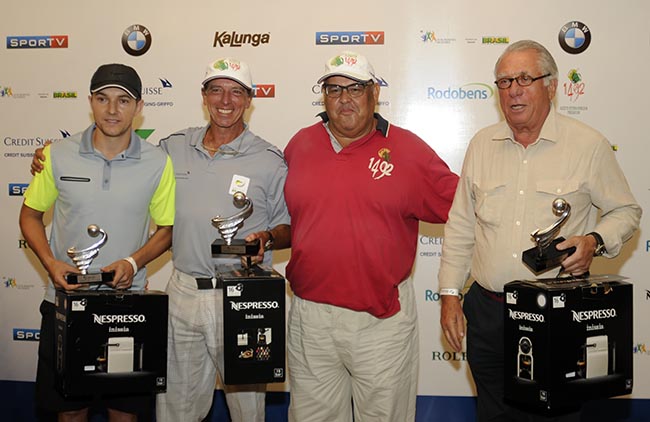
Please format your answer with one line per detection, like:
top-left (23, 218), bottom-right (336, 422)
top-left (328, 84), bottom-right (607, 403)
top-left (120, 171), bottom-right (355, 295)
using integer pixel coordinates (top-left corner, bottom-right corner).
top-left (195, 277), bottom-right (223, 289)
top-left (476, 282), bottom-right (504, 303)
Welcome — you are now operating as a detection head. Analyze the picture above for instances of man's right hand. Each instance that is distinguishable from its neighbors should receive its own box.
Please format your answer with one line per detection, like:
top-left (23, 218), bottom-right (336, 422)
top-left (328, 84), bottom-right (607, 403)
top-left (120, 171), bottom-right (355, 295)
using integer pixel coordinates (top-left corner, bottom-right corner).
top-left (30, 143), bottom-right (49, 175)
top-left (440, 294), bottom-right (466, 353)
top-left (46, 259), bottom-right (83, 291)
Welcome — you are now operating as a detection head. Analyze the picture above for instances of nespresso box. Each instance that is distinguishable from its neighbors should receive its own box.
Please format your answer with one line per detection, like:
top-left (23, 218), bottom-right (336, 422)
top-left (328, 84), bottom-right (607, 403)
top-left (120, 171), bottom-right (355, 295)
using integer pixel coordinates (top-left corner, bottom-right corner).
top-left (504, 275), bottom-right (632, 414)
top-left (218, 264), bottom-right (286, 385)
top-left (54, 289), bottom-right (168, 397)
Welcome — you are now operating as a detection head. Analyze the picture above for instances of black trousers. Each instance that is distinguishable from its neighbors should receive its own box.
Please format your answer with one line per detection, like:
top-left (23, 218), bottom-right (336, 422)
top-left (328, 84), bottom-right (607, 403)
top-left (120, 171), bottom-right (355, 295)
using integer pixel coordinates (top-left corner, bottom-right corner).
top-left (463, 282), bottom-right (580, 422)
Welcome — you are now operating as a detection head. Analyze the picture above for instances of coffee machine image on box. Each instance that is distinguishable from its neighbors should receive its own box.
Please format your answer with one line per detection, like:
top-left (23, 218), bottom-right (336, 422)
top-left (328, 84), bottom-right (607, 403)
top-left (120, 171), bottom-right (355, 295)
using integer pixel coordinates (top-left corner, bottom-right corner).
top-left (91, 337), bottom-right (139, 374)
top-left (517, 336), bottom-right (534, 380)
top-left (576, 335), bottom-right (612, 379)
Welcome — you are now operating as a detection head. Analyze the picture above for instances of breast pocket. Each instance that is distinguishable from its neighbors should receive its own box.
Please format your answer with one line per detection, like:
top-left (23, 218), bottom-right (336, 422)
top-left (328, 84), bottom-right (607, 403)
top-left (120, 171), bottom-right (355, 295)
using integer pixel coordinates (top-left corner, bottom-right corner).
top-left (473, 182), bottom-right (506, 228)
top-left (534, 180), bottom-right (589, 228)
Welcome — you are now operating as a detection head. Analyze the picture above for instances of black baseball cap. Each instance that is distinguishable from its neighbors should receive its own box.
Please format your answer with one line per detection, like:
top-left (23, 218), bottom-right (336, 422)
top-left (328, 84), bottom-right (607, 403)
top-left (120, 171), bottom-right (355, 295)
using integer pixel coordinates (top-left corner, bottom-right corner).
top-left (90, 64), bottom-right (142, 100)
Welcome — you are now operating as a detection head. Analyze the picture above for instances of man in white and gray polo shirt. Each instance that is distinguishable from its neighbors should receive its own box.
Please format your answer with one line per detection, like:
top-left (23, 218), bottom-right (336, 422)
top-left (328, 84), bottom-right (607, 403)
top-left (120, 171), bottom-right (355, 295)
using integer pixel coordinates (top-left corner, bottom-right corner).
top-left (155, 58), bottom-right (290, 422)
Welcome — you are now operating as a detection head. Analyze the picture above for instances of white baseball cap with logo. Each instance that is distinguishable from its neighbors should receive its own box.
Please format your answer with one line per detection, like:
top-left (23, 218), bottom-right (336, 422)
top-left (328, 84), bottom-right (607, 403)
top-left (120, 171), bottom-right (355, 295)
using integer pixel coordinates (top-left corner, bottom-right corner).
top-left (202, 58), bottom-right (253, 91)
top-left (317, 51), bottom-right (377, 84)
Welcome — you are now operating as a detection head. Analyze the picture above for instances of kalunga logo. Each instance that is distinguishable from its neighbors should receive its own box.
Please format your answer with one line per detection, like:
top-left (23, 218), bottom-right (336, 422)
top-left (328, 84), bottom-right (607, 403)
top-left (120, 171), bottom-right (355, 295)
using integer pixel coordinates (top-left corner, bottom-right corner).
top-left (508, 309), bottom-right (544, 322)
top-left (213, 31), bottom-right (270, 47)
top-left (92, 314), bottom-right (147, 325)
top-left (571, 308), bottom-right (616, 322)
top-left (230, 301), bottom-right (280, 311)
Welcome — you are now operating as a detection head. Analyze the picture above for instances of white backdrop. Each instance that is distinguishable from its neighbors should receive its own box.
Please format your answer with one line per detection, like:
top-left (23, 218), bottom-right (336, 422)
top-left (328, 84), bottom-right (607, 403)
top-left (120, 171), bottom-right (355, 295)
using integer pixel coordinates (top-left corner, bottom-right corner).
top-left (2, 0), bottom-right (649, 400)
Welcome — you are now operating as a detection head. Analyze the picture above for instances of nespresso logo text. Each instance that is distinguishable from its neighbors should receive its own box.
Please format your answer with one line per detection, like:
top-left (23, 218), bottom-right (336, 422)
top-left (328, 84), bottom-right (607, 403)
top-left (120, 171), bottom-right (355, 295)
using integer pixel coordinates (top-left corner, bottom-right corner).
top-left (230, 301), bottom-right (279, 311)
top-left (508, 309), bottom-right (544, 322)
top-left (92, 314), bottom-right (146, 325)
top-left (571, 308), bottom-right (617, 322)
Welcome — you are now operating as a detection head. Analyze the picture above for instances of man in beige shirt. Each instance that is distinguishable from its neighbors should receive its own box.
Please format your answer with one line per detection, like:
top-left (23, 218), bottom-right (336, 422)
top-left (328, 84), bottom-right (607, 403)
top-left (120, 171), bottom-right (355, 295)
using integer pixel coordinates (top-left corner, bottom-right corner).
top-left (438, 40), bottom-right (641, 421)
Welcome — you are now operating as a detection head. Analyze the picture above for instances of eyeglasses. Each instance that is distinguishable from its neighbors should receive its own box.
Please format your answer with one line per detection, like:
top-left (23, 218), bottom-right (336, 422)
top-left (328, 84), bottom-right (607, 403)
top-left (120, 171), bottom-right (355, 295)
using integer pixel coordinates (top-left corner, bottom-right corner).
top-left (321, 81), bottom-right (373, 98)
top-left (494, 73), bottom-right (551, 90)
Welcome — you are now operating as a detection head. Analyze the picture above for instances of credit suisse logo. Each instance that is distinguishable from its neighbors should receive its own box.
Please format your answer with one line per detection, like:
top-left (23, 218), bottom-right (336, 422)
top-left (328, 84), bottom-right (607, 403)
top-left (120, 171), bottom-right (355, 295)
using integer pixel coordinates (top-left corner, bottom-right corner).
top-left (6, 35), bottom-right (68, 49)
top-left (143, 78), bottom-right (173, 108)
top-left (13, 328), bottom-right (40, 341)
top-left (316, 31), bottom-right (384, 45)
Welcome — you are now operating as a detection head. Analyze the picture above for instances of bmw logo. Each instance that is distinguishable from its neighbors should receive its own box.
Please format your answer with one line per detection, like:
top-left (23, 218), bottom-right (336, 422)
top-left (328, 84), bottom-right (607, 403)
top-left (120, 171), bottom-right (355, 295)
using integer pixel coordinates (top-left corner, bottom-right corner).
top-left (122, 24), bottom-right (152, 56)
top-left (558, 21), bottom-right (591, 54)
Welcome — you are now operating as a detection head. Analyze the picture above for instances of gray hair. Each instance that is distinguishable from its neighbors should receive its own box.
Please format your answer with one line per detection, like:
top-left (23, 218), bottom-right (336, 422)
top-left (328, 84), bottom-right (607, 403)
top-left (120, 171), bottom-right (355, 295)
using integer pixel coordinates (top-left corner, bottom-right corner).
top-left (494, 40), bottom-right (558, 86)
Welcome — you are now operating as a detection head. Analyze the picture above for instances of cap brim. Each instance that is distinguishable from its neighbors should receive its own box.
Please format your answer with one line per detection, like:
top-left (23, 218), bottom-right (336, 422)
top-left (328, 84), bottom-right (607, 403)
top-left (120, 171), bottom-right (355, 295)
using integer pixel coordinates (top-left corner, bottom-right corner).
top-left (90, 83), bottom-right (139, 99)
top-left (202, 76), bottom-right (252, 91)
top-left (317, 72), bottom-right (372, 84)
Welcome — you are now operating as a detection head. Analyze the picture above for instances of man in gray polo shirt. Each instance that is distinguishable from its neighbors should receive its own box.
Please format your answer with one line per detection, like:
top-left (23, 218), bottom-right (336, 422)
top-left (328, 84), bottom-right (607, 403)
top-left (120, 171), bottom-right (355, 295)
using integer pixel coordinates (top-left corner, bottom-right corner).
top-left (20, 63), bottom-right (176, 422)
top-left (155, 57), bottom-right (290, 422)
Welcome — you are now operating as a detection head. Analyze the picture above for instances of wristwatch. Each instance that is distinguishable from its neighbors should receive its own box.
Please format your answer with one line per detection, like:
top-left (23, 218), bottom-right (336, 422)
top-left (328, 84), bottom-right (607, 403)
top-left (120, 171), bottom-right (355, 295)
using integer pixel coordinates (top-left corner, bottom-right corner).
top-left (263, 230), bottom-right (274, 251)
top-left (586, 232), bottom-right (606, 256)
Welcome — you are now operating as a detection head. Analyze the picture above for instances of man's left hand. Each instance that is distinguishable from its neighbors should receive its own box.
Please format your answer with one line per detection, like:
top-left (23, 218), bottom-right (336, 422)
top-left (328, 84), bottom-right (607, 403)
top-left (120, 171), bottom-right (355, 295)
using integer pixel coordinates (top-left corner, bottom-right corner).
top-left (102, 259), bottom-right (135, 290)
top-left (242, 230), bottom-right (270, 266)
top-left (557, 235), bottom-right (597, 276)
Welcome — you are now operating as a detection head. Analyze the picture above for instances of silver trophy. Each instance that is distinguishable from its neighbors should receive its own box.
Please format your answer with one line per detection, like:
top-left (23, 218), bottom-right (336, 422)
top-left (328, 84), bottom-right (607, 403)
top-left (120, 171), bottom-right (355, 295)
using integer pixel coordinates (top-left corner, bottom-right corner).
top-left (211, 191), bottom-right (259, 256)
top-left (522, 198), bottom-right (576, 273)
top-left (65, 224), bottom-right (115, 284)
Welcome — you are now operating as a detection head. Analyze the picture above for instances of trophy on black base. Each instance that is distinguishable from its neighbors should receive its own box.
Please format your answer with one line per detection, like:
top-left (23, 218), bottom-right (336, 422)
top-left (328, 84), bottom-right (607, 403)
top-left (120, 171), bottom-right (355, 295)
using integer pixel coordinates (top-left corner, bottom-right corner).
top-left (210, 191), bottom-right (286, 385)
top-left (211, 191), bottom-right (260, 262)
top-left (522, 198), bottom-right (576, 274)
top-left (65, 224), bottom-right (115, 284)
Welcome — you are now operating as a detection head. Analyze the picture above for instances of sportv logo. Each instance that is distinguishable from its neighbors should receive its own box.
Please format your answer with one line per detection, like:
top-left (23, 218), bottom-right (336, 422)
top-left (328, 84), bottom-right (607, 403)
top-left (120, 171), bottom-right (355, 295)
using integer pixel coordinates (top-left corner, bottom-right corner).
top-left (428, 83), bottom-right (494, 100)
top-left (571, 308), bottom-right (617, 322)
top-left (252, 84), bottom-right (275, 98)
top-left (9, 183), bottom-right (28, 196)
top-left (213, 31), bottom-right (270, 47)
top-left (92, 314), bottom-right (147, 325)
top-left (7, 35), bottom-right (68, 49)
top-left (230, 301), bottom-right (280, 311)
top-left (316, 31), bottom-right (384, 45)
top-left (13, 328), bottom-right (40, 341)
